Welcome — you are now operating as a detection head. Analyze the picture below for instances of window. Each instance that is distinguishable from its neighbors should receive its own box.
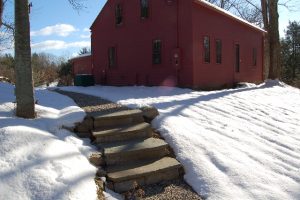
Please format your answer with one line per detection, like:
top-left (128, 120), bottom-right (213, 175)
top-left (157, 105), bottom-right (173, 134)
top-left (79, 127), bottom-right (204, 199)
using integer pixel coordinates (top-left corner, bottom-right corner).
top-left (235, 44), bottom-right (240, 72)
top-left (115, 4), bottom-right (122, 25)
top-left (204, 36), bottom-right (210, 63)
top-left (216, 39), bottom-right (222, 64)
top-left (153, 40), bottom-right (162, 64)
top-left (140, 0), bottom-right (149, 19)
top-left (108, 47), bottom-right (116, 67)
top-left (253, 48), bottom-right (257, 66)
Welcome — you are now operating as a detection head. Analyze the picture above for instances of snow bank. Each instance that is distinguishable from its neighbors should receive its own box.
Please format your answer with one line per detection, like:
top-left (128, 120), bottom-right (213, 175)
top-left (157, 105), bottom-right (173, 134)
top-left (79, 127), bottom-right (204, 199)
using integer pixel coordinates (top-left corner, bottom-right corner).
top-left (0, 83), bottom-right (97, 200)
top-left (60, 81), bottom-right (300, 200)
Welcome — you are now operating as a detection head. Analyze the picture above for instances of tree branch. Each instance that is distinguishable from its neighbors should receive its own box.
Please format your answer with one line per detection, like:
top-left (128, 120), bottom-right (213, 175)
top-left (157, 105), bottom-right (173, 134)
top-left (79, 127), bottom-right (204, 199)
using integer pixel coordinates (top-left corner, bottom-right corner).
top-left (278, 0), bottom-right (296, 11)
top-left (243, 0), bottom-right (262, 12)
top-left (67, 0), bottom-right (86, 10)
top-left (0, 0), bottom-right (3, 27)
top-left (2, 21), bottom-right (13, 31)
top-left (261, 0), bottom-right (269, 29)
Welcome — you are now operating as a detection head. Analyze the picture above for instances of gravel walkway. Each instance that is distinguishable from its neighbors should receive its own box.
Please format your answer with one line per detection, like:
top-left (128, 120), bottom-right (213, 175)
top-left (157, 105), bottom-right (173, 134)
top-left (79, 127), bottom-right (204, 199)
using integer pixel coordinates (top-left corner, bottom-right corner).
top-left (54, 89), bottom-right (129, 115)
top-left (55, 89), bottom-right (202, 200)
top-left (141, 179), bottom-right (202, 200)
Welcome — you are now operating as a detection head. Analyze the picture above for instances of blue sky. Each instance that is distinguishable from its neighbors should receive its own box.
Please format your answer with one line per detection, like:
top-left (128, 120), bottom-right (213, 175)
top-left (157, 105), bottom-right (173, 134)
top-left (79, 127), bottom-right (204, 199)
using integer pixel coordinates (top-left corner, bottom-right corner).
top-left (2, 0), bottom-right (105, 58)
top-left (1, 0), bottom-right (300, 58)
top-left (28, 0), bottom-right (105, 58)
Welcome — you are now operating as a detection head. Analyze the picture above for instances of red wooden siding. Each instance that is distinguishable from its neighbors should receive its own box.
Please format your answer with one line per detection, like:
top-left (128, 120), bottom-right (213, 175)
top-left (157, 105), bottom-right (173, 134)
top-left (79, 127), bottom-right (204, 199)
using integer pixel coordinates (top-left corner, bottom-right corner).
top-left (88, 0), bottom-right (264, 89)
top-left (91, 0), bottom-right (194, 87)
top-left (72, 54), bottom-right (92, 75)
top-left (192, 1), bottom-right (264, 88)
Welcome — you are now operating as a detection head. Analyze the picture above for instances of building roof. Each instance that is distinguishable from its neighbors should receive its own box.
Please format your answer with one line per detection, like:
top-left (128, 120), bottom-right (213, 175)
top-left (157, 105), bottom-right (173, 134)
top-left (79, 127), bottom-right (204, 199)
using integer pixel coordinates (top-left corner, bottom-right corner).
top-left (194, 0), bottom-right (266, 33)
top-left (70, 53), bottom-right (91, 61)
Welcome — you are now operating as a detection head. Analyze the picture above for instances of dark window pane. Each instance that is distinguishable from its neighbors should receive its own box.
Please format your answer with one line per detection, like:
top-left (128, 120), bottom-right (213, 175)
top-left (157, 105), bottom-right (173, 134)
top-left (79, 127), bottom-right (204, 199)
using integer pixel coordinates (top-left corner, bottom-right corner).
top-left (235, 44), bottom-right (240, 72)
top-left (204, 36), bottom-right (210, 63)
top-left (115, 4), bottom-right (122, 25)
top-left (108, 47), bottom-right (116, 67)
top-left (253, 48), bottom-right (257, 66)
top-left (216, 39), bottom-right (222, 64)
top-left (141, 0), bottom-right (149, 19)
top-left (153, 40), bottom-right (162, 65)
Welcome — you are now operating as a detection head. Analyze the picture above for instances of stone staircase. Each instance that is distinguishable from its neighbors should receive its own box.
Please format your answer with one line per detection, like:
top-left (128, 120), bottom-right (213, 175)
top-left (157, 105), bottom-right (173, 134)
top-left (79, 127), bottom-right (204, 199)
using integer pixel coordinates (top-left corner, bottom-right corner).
top-left (81, 109), bottom-right (183, 193)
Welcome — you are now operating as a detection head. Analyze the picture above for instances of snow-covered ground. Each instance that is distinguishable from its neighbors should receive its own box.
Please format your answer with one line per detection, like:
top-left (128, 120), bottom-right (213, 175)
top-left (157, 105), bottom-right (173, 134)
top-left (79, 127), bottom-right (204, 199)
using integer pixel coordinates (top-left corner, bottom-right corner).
top-left (60, 80), bottom-right (300, 200)
top-left (0, 83), bottom-right (97, 200)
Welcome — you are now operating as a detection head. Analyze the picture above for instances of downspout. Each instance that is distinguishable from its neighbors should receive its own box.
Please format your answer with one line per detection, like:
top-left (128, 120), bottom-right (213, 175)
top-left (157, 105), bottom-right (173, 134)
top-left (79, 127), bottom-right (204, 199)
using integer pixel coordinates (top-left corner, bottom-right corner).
top-left (176, 0), bottom-right (179, 48)
top-left (91, 31), bottom-right (95, 80)
top-left (176, 0), bottom-right (180, 85)
top-left (262, 33), bottom-right (265, 82)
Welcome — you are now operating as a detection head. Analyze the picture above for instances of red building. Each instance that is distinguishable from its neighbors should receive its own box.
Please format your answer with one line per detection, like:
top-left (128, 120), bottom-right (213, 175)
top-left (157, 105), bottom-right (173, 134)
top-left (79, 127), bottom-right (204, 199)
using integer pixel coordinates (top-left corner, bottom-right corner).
top-left (75, 0), bottom-right (265, 88)
top-left (71, 53), bottom-right (92, 75)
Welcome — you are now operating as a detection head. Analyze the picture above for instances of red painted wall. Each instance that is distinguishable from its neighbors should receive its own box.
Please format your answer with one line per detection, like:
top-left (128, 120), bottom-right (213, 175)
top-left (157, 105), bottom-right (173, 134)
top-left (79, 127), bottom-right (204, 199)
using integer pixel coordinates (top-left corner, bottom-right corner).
top-left (192, 1), bottom-right (264, 88)
top-left (91, 0), bottom-right (194, 87)
top-left (91, 0), bottom-right (264, 88)
top-left (177, 0), bottom-right (194, 87)
top-left (72, 55), bottom-right (92, 75)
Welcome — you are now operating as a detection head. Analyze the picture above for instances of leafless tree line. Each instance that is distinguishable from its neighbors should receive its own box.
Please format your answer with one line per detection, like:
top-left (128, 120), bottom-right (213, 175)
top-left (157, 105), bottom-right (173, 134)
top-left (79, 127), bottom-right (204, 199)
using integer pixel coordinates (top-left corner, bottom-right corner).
top-left (0, 53), bottom-right (60, 86)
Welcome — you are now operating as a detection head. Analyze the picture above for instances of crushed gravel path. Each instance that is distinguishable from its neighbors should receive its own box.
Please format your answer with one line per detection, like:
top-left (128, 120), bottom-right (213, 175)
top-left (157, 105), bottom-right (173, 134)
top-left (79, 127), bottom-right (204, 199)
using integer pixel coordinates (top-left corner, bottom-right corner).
top-left (54, 89), bottom-right (202, 200)
top-left (141, 179), bottom-right (202, 200)
top-left (54, 89), bottom-right (129, 115)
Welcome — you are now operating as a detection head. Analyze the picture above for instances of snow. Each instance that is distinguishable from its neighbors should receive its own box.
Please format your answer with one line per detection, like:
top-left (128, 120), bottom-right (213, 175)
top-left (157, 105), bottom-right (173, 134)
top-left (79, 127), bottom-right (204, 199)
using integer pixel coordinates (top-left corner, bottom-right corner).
top-left (37, 81), bottom-right (59, 89)
top-left (60, 80), bottom-right (300, 200)
top-left (0, 83), bottom-right (97, 200)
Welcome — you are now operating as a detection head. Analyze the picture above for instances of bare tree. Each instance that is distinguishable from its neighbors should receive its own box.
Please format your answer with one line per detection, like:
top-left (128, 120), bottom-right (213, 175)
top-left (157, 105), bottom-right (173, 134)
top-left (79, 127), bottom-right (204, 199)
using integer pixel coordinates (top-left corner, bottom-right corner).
top-left (0, 0), bottom-right (14, 30)
top-left (0, 14), bottom-right (14, 51)
top-left (207, 0), bottom-right (263, 25)
top-left (13, 0), bottom-right (84, 118)
top-left (0, 0), bottom-right (3, 27)
top-left (259, 0), bottom-right (270, 78)
top-left (261, 0), bottom-right (281, 79)
top-left (0, 0), bottom-right (14, 52)
top-left (14, 0), bottom-right (35, 118)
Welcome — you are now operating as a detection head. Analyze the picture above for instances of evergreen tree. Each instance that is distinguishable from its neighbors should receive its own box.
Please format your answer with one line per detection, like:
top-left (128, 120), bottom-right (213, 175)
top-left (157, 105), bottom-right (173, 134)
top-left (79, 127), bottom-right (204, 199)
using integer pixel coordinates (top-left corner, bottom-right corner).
top-left (281, 21), bottom-right (300, 84)
top-left (78, 47), bottom-right (91, 55)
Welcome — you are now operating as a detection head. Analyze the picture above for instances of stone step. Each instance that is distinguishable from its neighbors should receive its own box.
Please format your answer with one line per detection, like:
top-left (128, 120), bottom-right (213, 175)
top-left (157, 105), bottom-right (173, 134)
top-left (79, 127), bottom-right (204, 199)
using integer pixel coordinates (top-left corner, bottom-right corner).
top-left (93, 122), bottom-right (152, 143)
top-left (102, 138), bottom-right (170, 166)
top-left (106, 159), bottom-right (158, 173)
top-left (90, 109), bottom-right (144, 129)
top-left (107, 157), bottom-right (181, 193)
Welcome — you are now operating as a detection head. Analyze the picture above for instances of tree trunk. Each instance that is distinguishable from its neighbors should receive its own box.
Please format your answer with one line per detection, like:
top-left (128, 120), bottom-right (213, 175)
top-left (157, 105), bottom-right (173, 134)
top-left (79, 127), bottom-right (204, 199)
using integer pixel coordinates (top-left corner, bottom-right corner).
top-left (0, 0), bottom-right (3, 27)
top-left (14, 0), bottom-right (35, 118)
top-left (268, 0), bottom-right (281, 79)
top-left (263, 36), bottom-right (270, 79)
top-left (261, 0), bottom-right (270, 79)
top-left (260, 0), bottom-right (281, 79)
top-left (292, 43), bottom-right (296, 79)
